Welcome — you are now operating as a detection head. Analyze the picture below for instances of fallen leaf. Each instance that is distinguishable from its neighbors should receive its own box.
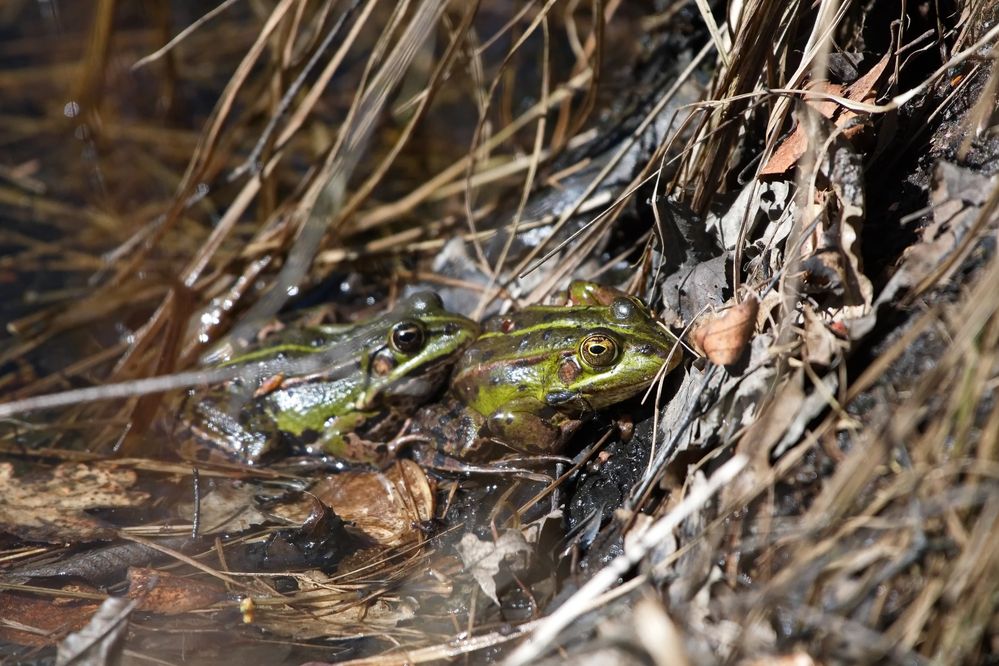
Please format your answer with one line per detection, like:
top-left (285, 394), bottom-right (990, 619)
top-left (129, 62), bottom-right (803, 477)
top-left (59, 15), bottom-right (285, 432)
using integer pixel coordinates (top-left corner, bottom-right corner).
top-left (691, 297), bottom-right (759, 366)
top-left (761, 54), bottom-right (890, 175)
top-left (233, 497), bottom-right (369, 572)
top-left (308, 460), bottom-right (435, 546)
top-left (838, 51), bottom-right (891, 138)
top-left (0, 462), bottom-right (149, 543)
top-left (457, 530), bottom-right (532, 605)
top-left (662, 255), bottom-right (729, 323)
top-left (710, 179), bottom-right (792, 252)
top-left (802, 305), bottom-right (847, 367)
top-left (0, 588), bottom-right (102, 648)
top-left (761, 82), bottom-right (842, 176)
top-left (127, 567), bottom-right (226, 614)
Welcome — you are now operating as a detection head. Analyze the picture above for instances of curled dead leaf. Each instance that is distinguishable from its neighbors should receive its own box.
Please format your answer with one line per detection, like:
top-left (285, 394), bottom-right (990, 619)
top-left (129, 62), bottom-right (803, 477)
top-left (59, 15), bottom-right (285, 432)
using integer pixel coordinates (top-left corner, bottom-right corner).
top-left (761, 53), bottom-right (889, 176)
top-left (691, 297), bottom-right (760, 366)
top-left (127, 567), bottom-right (226, 614)
top-left (307, 459), bottom-right (435, 546)
top-left (458, 530), bottom-right (532, 605)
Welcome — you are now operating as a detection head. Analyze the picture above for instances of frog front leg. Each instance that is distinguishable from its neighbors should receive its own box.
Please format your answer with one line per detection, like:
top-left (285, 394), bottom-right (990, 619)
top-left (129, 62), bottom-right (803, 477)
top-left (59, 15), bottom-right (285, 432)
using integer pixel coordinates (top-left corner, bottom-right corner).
top-left (180, 400), bottom-right (280, 465)
top-left (305, 411), bottom-right (382, 461)
top-left (484, 397), bottom-right (563, 454)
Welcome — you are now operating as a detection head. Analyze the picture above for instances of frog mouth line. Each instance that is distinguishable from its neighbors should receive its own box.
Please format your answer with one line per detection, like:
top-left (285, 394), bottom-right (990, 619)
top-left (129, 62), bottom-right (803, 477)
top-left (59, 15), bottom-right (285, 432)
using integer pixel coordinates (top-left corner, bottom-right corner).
top-left (581, 362), bottom-right (676, 406)
top-left (383, 364), bottom-right (450, 400)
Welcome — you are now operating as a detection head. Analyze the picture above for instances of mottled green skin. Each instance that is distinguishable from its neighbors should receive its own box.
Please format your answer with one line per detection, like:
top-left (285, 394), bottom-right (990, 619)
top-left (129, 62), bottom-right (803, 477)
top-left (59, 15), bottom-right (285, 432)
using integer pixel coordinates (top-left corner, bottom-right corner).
top-left (184, 292), bottom-right (479, 464)
top-left (436, 283), bottom-right (681, 458)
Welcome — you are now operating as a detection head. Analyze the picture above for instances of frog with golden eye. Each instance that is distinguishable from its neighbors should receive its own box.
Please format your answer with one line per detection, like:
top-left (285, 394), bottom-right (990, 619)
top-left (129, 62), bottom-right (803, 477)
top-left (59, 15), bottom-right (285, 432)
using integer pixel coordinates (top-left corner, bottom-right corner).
top-left (413, 281), bottom-right (683, 460)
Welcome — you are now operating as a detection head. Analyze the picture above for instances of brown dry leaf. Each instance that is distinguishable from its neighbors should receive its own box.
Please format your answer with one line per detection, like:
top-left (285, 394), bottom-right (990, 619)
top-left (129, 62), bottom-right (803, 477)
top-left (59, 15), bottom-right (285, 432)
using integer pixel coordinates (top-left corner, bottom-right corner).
top-left (690, 296), bottom-right (759, 366)
top-left (0, 462), bottom-right (150, 543)
top-left (307, 459), bottom-right (435, 546)
top-left (761, 124), bottom-right (810, 177)
top-left (761, 54), bottom-right (890, 175)
top-left (0, 588), bottom-right (103, 648)
top-left (837, 51), bottom-right (891, 139)
top-left (457, 529), bottom-right (532, 605)
top-left (126, 567), bottom-right (227, 614)
top-left (760, 82), bottom-right (842, 176)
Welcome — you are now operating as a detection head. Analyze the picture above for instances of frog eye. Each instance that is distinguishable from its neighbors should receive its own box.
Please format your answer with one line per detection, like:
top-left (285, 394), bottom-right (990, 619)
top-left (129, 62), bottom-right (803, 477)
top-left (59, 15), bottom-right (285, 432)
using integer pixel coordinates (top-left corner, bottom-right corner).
top-left (390, 320), bottom-right (426, 353)
top-left (579, 331), bottom-right (619, 368)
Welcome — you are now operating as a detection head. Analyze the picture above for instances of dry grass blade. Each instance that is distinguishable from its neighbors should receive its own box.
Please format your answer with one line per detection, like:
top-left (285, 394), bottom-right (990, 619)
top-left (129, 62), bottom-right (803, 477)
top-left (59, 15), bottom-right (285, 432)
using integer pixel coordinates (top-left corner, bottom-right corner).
top-left (225, 0), bottom-right (450, 349)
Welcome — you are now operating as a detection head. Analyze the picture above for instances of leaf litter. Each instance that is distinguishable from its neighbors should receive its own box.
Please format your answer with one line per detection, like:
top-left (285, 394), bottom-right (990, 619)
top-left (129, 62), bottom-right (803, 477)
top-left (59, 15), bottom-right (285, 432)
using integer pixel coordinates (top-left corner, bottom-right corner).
top-left (1, 0), bottom-right (998, 664)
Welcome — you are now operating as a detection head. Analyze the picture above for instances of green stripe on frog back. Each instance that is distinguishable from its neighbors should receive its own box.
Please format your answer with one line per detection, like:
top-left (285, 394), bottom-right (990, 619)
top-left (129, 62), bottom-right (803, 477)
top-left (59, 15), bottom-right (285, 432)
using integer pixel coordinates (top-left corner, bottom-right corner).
top-left (478, 310), bottom-right (676, 350)
top-left (222, 336), bottom-right (373, 388)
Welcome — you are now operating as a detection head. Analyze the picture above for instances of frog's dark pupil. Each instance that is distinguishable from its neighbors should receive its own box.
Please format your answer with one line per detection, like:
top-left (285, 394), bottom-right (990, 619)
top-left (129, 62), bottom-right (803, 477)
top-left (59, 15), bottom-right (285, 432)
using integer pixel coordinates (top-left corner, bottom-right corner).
top-left (391, 321), bottom-right (425, 353)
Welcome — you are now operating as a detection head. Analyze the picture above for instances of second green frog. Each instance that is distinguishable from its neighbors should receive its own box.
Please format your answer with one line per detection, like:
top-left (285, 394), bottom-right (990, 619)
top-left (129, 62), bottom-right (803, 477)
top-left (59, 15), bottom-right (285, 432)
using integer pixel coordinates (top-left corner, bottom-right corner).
top-left (183, 292), bottom-right (479, 464)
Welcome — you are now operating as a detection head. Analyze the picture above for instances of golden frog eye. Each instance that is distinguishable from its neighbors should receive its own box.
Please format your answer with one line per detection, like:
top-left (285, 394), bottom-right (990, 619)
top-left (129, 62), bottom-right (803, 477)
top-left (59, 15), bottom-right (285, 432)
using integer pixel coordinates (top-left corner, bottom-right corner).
top-left (579, 331), bottom-right (619, 368)
top-left (390, 320), bottom-right (425, 354)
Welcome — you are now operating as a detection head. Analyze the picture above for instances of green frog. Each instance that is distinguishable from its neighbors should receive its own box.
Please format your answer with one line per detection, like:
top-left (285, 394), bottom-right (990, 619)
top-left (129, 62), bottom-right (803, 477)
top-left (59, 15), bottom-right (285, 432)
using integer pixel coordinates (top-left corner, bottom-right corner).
top-left (182, 292), bottom-right (480, 464)
top-left (413, 281), bottom-right (683, 460)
